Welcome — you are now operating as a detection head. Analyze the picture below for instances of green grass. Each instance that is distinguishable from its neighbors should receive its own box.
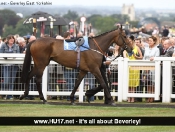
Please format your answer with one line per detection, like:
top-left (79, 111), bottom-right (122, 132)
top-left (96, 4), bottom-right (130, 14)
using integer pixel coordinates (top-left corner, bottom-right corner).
top-left (0, 103), bottom-right (175, 116)
top-left (0, 103), bottom-right (175, 132)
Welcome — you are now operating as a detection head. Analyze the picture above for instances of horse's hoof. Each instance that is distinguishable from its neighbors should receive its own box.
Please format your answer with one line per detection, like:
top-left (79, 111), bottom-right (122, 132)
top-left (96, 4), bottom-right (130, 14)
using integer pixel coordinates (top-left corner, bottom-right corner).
top-left (42, 100), bottom-right (47, 104)
top-left (19, 95), bottom-right (24, 100)
top-left (85, 94), bottom-right (92, 103)
top-left (43, 101), bottom-right (47, 104)
top-left (110, 102), bottom-right (116, 106)
top-left (71, 102), bottom-right (76, 105)
top-left (43, 101), bottom-right (48, 104)
top-left (104, 101), bottom-right (116, 106)
top-left (86, 97), bottom-right (91, 103)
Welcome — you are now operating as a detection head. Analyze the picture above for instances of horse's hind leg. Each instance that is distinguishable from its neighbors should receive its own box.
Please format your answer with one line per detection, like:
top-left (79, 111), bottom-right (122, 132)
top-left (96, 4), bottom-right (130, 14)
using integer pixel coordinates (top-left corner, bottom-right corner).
top-left (34, 68), bottom-right (47, 104)
top-left (35, 75), bottom-right (47, 104)
top-left (20, 80), bottom-right (30, 100)
top-left (70, 70), bottom-right (87, 105)
top-left (20, 67), bottom-right (36, 100)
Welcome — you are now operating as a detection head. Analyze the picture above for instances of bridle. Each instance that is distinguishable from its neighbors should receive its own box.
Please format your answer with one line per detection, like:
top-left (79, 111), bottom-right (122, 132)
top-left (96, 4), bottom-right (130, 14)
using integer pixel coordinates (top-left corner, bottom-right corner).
top-left (109, 30), bottom-right (129, 61)
top-left (116, 30), bottom-right (128, 51)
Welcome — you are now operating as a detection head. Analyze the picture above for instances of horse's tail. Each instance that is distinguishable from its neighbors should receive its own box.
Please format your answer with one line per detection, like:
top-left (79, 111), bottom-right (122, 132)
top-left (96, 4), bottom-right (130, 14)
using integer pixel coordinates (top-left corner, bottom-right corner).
top-left (21, 40), bottom-right (34, 83)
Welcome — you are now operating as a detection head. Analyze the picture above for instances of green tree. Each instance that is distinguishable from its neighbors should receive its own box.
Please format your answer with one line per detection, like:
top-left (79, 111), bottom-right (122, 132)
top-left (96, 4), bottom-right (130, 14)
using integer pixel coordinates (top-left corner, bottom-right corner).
top-left (0, 9), bottom-right (21, 35)
top-left (2, 18), bottom-right (32, 37)
top-left (87, 14), bottom-right (122, 34)
top-left (0, 17), bottom-right (5, 36)
top-left (94, 16), bottom-right (117, 33)
top-left (2, 25), bottom-right (16, 37)
top-left (63, 10), bottom-right (79, 21)
top-left (87, 14), bottom-right (102, 25)
top-left (129, 21), bottom-right (139, 28)
top-left (111, 14), bottom-right (129, 23)
top-left (16, 19), bottom-right (33, 36)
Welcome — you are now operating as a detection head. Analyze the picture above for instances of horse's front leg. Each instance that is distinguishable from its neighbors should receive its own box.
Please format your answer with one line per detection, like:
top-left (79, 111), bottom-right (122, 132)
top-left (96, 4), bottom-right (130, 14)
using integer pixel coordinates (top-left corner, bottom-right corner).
top-left (70, 70), bottom-right (87, 105)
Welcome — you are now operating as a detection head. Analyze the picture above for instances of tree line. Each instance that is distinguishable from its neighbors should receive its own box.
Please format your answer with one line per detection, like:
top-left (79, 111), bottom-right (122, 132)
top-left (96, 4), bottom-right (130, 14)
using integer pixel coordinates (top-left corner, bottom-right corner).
top-left (0, 9), bottom-right (137, 38)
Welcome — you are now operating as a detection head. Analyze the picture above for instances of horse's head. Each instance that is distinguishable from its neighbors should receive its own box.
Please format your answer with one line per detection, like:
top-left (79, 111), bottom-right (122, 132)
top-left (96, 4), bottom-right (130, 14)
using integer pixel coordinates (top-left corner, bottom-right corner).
top-left (114, 25), bottom-right (133, 53)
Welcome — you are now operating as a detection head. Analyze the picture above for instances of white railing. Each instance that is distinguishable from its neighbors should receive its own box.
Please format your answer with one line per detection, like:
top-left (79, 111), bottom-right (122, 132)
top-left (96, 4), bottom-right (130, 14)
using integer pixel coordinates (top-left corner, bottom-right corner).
top-left (154, 57), bottom-right (175, 102)
top-left (122, 58), bottom-right (161, 101)
top-left (0, 54), bottom-right (175, 103)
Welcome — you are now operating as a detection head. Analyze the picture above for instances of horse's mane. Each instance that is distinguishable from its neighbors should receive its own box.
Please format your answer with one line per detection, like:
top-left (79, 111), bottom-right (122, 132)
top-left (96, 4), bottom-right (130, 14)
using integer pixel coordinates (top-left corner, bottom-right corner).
top-left (88, 28), bottom-right (118, 39)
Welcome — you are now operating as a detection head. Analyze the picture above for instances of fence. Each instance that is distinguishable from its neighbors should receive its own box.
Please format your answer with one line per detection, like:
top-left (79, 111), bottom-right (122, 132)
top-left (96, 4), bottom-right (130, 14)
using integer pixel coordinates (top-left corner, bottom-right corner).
top-left (0, 53), bottom-right (175, 103)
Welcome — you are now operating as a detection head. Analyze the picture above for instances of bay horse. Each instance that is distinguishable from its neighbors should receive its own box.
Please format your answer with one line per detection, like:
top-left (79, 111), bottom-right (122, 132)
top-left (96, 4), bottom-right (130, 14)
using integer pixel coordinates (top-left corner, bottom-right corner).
top-left (20, 27), bottom-right (132, 105)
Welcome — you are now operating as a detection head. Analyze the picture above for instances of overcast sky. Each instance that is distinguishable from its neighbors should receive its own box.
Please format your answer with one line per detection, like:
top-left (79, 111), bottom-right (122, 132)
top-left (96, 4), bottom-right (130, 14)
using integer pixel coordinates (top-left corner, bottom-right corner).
top-left (52, 0), bottom-right (174, 9)
top-left (5, 0), bottom-right (175, 9)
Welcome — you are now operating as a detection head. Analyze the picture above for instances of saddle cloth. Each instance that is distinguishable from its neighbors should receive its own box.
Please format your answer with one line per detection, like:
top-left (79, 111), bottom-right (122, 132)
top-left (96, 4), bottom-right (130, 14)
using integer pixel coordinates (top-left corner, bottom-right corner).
top-left (64, 36), bottom-right (89, 51)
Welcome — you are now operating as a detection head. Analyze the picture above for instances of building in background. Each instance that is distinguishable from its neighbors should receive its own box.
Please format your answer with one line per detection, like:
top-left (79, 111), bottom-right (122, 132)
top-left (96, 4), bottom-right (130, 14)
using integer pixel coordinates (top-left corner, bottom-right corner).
top-left (122, 4), bottom-right (135, 21)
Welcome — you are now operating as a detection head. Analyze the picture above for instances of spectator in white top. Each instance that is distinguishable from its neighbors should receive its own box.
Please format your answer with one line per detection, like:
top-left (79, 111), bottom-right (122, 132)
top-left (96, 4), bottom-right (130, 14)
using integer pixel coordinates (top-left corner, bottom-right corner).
top-left (152, 27), bottom-right (159, 36)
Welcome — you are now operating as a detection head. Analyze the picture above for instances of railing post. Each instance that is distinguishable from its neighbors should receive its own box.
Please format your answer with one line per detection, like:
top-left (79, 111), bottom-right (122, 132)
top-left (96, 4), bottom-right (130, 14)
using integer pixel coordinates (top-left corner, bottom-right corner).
top-left (122, 58), bottom-right (129, 101)
top-left (42, 66), bottom-right (48, 100)
top-left (79, 78), bottom-right (84, 102)
top-left (154, 60), bottom-right (161, 100)
top-left (162, 61), bottom-right (172, 103)
top-left (117, 57), bottom-right (124, 102)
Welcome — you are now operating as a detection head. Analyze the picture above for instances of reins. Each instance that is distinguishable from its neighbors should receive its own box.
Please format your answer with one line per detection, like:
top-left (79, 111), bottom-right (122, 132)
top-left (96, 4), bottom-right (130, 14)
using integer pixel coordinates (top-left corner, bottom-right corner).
top-left (110, 48), bottom-right (125, 61)
top-left (92, 38), bottom-right (107, 57)
top-left (92, 37), bottom-right (121, 62)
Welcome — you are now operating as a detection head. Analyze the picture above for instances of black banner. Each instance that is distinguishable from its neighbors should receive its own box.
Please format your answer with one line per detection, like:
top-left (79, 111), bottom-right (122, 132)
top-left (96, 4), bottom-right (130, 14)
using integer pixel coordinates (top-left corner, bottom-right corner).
top-left (0, 117), bottom-right (175, 125)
